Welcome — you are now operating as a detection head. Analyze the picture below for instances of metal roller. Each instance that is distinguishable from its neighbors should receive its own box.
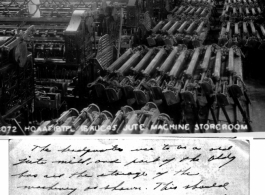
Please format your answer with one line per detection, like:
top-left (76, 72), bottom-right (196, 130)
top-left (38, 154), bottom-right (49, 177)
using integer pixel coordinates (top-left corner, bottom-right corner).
top-left (152, 21), bottom-right (165, 33)
top-left (184, 6), bottom-right (193, 14)
top-left (235, 23), bottom-right (239, 35)
top-left (200, 45), bottom-right (212, 71)
top-left (249, 21), bottom-right (256, 35)
top-left (239, 7), bottom-right (243, 14)
top-left (195, 20), bottom-right (205, 34)
top-left (226, 21), bottom-right (231, 33)
top-left (257, 7), bottom-right (262, 14)
top-left (195, 7), bottom-right (203, 15)
top-left (158, 47), bottom-right (179, 73)
top-left (168, 20), bottom-right (182, 35)
top-left (251, 8), bottom-right (256, 15)
top-left (169, 49), bottom-right (187, 78)
top-left (107, 48), bottom-right (133, 72)
top-left (188, 7), bottom-right (196, 15)
top-left (116, 51), bottom-right (141, 76)
top-left (74, 110), bottom-right (101, 135)
top-left (243, 22), bottom-right (248, 35)
top-left (131, 49), bottom-right (155, 73)
top-left (95, 111), bottom-right (113, 135)
top-left (171, 6), bottom-right (179, 13)
top-left (213, 49), bottom-right (222, 80)
top-left (228, 47), bottom-right (235, 73)
top-left (233, 7), bottom-right (237, 15)
top-left (71, 104), bottom-right (100, 133)
top-left (142, 48), bottom-right (167, 76)
top-left (260, 25), bottom-right (265, 37)
top-left (109, 106), bottom-right (134, 134)
top-left (186, 47), bottom-right (200, 78)
top-left (177, 21), bottom-right (189, 33)
top-left (32, 108), bottom-right (79, 135)
top-left (161, 20), bottom-right (174, 32)
top-left (175, 6), bottom-right (185, 15)
top-left (186, 20), bottom-right (197, 34)
top-left (200, 8), bottom-right (208, 17)
top-left (233, 52), bottom-right (243, 78)
top-left (245, 7), bottom-right (249, 15)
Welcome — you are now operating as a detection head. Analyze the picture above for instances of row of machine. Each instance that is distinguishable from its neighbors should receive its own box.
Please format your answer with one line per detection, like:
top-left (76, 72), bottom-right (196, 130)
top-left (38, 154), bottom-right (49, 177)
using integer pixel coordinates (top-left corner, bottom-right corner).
top-left (1, 0), bottom-right (263, 134)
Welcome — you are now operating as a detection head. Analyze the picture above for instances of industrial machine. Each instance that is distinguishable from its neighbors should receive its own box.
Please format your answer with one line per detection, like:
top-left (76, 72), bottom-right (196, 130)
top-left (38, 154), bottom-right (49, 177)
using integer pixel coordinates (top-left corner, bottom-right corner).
top-left (0, 0), bottom-right (259, 134)
top-left (0, 25), bottom-right (35, 135)
top-left (145, 0), bottom-right (213, 48)
top-left (86, 43), bottom-right (252, 132)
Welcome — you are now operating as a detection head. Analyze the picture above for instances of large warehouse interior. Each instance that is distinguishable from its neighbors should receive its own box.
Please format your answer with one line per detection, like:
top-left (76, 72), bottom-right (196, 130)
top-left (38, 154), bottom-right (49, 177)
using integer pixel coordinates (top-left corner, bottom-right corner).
top-left (0, 0), bottom-right (265, 135)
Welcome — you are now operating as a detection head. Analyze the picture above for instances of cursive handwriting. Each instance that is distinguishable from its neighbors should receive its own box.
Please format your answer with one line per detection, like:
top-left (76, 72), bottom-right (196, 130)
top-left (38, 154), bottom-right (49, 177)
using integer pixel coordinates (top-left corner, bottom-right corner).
top-left (183, 180), bottom-right (229, 190)
top-left (100, 181), bottom-right (141, 191)
top-left (154, 181), bottom-right (178, 191)
top-left (174, 167), bottom-right (199, 176)
top-left (131, 147), bottom-right (153, 151)
top-left (152, 171), bottom-right (168, 179)
top-left (52, 157), bottom-right (92, 165)
top-left (13, 157), bottom-right (47, 166)
top-left (10, 139), bottom-right (248, 195)
top-left (69, 170), bottom-right (92, 178)
top-left (124, 157), bottom-right (160, 166)
top-left (95, 159), bottom-right (121, 164)
top-left (159, 157), bottom-right (175, 167)
top-left (11, 170), bottom-right (38, 178)
top-left (31, 144), bottom-right (51, 152)
top-left (180, 154), bottom-right (201, 162)
top-left (163, 144), bottom-right (187, 150)
top-left (44, 173), bottom-right (64, 178)
top-left (17, 182), bottom-right (77, 195)
top-left (208, 153), bottom-right (236, 168)
top-left (209, 146), bottom-right (233, 151)
top-left (58, 145), bottom-right (123, 157)
top-left (98, 170), bottom-right (147, 179)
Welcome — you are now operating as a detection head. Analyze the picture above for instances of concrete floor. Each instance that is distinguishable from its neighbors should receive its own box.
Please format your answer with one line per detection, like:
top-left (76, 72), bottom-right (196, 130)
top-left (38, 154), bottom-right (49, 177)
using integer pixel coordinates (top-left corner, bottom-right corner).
top-left (246, 79), bottom-right (265, 131)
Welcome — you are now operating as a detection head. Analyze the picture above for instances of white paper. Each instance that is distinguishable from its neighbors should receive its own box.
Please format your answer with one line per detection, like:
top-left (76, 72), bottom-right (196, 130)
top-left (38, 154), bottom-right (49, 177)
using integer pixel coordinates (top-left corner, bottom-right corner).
top-left (9, 138), bottom-right (249, 195)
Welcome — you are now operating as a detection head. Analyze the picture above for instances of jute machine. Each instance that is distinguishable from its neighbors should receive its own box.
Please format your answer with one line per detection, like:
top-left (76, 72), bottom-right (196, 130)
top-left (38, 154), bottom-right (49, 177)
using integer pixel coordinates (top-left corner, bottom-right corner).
top-left (0, 26), bottom-right (35, 133)
top-left (218, 0), bottom-right (265, 49)
top-left (145, 0), bottom-right (213, 48)
top-left (0, 0), bottom-right (114, 132)
top-left (86, 43), bottom-right (252, 132)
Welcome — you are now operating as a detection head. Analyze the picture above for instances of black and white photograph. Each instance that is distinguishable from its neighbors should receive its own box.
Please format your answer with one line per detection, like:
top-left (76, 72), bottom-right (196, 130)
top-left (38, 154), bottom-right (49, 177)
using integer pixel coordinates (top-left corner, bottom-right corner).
top-left (1, 0), bottom-right (265, 135)
top-left (0, 1), bottom-right (264, 195)
top-left (0, 0), bottom-right (265, 135)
